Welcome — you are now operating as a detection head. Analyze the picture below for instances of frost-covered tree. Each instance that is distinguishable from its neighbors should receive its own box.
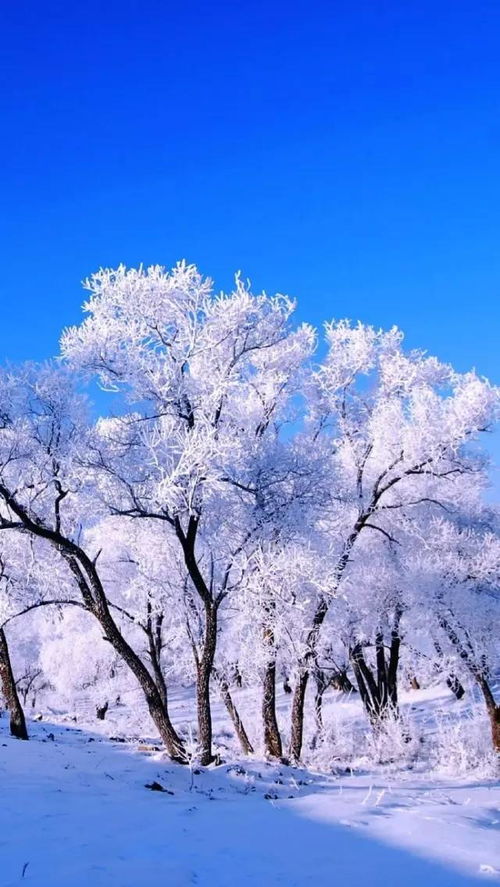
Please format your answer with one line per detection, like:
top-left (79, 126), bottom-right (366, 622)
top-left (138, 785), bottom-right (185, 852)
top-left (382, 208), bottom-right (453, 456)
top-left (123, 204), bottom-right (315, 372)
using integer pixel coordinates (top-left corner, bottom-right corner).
top-left (61, 261), bottom-right (314, 763)
top-left (287, 321), bottom-right (500, 759)
top-left (0, 364), bottom-right (185, 759)
top-left (405, 509), bottom-right (500, 748)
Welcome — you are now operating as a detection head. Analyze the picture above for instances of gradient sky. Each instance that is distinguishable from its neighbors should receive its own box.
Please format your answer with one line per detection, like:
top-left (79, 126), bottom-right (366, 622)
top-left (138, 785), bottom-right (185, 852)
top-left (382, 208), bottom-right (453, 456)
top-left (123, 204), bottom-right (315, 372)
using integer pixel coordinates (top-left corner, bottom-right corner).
top-left (1, 0), bottom-right (499, 483)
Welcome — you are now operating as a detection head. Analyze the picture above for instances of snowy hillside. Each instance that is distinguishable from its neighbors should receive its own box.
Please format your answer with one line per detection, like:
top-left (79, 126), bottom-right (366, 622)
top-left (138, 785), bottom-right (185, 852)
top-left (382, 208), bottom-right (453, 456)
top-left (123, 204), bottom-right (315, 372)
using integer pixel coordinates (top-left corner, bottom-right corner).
top-left (1, 685), bottom-right (499, 887)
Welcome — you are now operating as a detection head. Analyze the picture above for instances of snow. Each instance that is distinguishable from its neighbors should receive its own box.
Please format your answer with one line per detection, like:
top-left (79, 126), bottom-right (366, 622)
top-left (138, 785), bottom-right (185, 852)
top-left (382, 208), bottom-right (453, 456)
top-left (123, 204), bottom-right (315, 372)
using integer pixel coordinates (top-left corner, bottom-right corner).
top-left (1, 696), bottom-right (499, 887)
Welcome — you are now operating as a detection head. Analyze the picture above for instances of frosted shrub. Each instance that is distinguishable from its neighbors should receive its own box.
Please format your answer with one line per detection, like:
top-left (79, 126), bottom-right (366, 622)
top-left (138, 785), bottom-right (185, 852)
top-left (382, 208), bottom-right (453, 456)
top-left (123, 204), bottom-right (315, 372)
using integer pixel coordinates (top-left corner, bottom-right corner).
top-left (432, 706), bottom-right (499, 777)
top-left (309, 709), bottom-right (363, 770)
top-left (364, 709), bottom-right (421, 767)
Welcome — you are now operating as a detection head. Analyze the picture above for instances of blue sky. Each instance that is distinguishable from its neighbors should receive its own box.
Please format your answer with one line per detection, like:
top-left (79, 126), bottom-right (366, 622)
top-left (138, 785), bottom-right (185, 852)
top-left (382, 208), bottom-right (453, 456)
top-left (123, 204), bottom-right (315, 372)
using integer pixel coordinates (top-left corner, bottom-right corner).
top-left (1, 1), bottom-right (499, 482)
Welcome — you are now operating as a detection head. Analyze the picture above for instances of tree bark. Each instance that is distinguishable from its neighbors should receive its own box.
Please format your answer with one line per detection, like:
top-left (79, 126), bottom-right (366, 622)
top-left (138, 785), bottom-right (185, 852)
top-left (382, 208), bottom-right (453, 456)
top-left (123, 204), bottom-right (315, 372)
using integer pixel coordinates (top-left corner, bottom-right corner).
top-left (175, 515), bottom-right (219, 765)
top-left (261, 617), bottom-right (283, 759)
top-left (438, 615), bottom-right (499, 751)
top-left (195, 601), bottom-right (218, 765)
top-left (476, 675), bottom-right (500, 752)
top-left (62, 551), bottom-right (185, 760)
top-left (447, 673), bottom-right (465, 700)
top-left (146, 608), bottom-right (169, 711)
top-left (350, 644), bottom-right (380, 723)
top-left (289, 670), bottom-right (309, 761)
top-left (287, 524), bottom-right (365, 759)
top-left (262, 658), bottom-right (283, 759)
top-left (350, 618), bottom-right (401, 728)
top-left (213, 668), bottom-right (254, 755)
top-left (330, 670), bottom-right (356, 693)
top-left (96, 701), bottom-right (109, 720)
top-left (0, 483), bottom-right (191, 758)
top-left (433, 640), bottom-right (465, 700)
top-left (288, 596), bottom-right (329, 761)
top-left (94, 599), bottom-right (186, 761)
top-left (0, 627), bottom-right (28, 740)
top-left (313, 668), bottom-right (328, 735)
top-left (387, 613), bottom-right (401, 709)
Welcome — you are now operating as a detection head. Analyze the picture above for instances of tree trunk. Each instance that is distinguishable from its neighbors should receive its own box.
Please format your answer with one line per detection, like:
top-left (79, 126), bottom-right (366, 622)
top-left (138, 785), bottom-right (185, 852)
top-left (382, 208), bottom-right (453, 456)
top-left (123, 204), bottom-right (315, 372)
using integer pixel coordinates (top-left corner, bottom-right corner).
top-left (350, 608), bottom-right (402, 728)
top-left (433, 640), bottom-right (465, 700)
top-left (146, 609), bottom-right (169, 711)
top-left (350, 632), bottom-right (401, 727)
top-left (261, 617), bottom-right (283, 759)
top-left (262, 657), bottom-right (283, 759)
top-left (288, 597), bottom-right (330, 761)
top-left (289, 670), bottom-right (309, 761)
top-left (350, 645), bottom-right (380, 723)
top-left (233, 664), bottom-right (243, 688)
top-left (438, 616), bottom-right (498, 751)
top-left (387, 614), bottom-right (401, 709)
top-left (447, 673), bottom-right (465, 700)
top-left (175, 516), bottom-right (219, 766)
top-left (196, 601), bottom-right (218, 765)
top-left (0, 486), bottom-right (187, 758)
top-left (489, 706), bottom-right (500, 752)
top-left (92, 601), bottom-right (186, 762)
top-left (213, 668), bottom-right (254, 754)
top-left (476, 675), bottom-right (500, 752)
top-left (313, 668), bottom-right (328, 735)
top-left (96, 701), bottom-right (109, 720)
top-left (330, 670), bottom-right (356, 693)
top-left (285, 527), bottom-right (366, 761)
top-left (149, 648), bottom-right (169, 711)
top-left (0, 628), bottom-right (28, 740)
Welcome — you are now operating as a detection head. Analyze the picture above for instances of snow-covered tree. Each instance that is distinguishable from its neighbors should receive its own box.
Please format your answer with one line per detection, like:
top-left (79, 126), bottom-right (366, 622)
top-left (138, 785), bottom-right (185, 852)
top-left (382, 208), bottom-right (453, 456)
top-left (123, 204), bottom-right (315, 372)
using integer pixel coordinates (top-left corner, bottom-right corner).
top-left (286, 321), bottom-right (500, 758)
top-left (61, 261), bottom-right (314, 763)
top-left (0, 363), bottom-right (186, 759)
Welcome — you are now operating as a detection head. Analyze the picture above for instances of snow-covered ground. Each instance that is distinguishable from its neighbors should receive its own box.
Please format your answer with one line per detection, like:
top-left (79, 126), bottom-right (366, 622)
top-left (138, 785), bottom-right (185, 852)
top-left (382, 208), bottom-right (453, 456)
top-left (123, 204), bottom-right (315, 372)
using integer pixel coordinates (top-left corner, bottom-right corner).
top-left (1, 686), bottom-right (499, 886)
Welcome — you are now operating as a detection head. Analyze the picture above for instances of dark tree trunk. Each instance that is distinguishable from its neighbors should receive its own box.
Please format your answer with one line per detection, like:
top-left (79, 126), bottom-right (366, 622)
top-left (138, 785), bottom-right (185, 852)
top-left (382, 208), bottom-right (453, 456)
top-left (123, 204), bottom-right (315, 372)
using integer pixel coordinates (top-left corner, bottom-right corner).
top-left (96, 701), bottom-right (109, 720)
top-left (261, 619), bottom-right (282, 759)
top-left (286, 524), bottom-right (366, 761)
top-left (213, 668), bottom-right (254, 755)
top-left (387, 615), bottom-right (401, 709)
top-left (64, 553), bottom-right (185, 761)
top-left (0, 627), bottom-right (28, 740)
top-left (262, 658), bottom-right (283, 759)
top-left (289, 597), bottom-right (329, 761)
top-left (350, 613), bottom-right (402, 727)
top-left (447, 673), bottom-right (465, 700)
top-left (0, 483), bottom-right (187, 758)
top-left (330, 670), bottom-right (356, 693)
top-left (233, 664), bottom-right (243, 688)
top-left (287, 511), bottom-right (401, 756)
top-left (196, 601), bottom-right (218, 765)
top-left (433, 640), bottom-right (466, 700)
top-left (313, 668), bottom-right (328, 735)
top-left (149, 649), bottom-right (168, 711)
top-left (290, 670), bottom-right (309, 761)
top-left (95, 602), bottom-right (186, 761)
top-left (350, 644), bottom-right (380, 723)
top-left (438, 615), bottom-right (499, 750)
top-left (175, 515), bottom-right (220, 766)
top-left (146, 608), bottom-right (169, 711)
top-left (476, 675), bottom-right (500, 752)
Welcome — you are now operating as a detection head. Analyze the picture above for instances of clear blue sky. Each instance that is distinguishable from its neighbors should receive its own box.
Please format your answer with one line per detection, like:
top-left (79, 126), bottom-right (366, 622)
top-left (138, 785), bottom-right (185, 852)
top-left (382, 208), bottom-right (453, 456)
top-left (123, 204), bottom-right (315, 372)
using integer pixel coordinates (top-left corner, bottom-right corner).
top-left (1, 0), bottom-right (499, 481)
